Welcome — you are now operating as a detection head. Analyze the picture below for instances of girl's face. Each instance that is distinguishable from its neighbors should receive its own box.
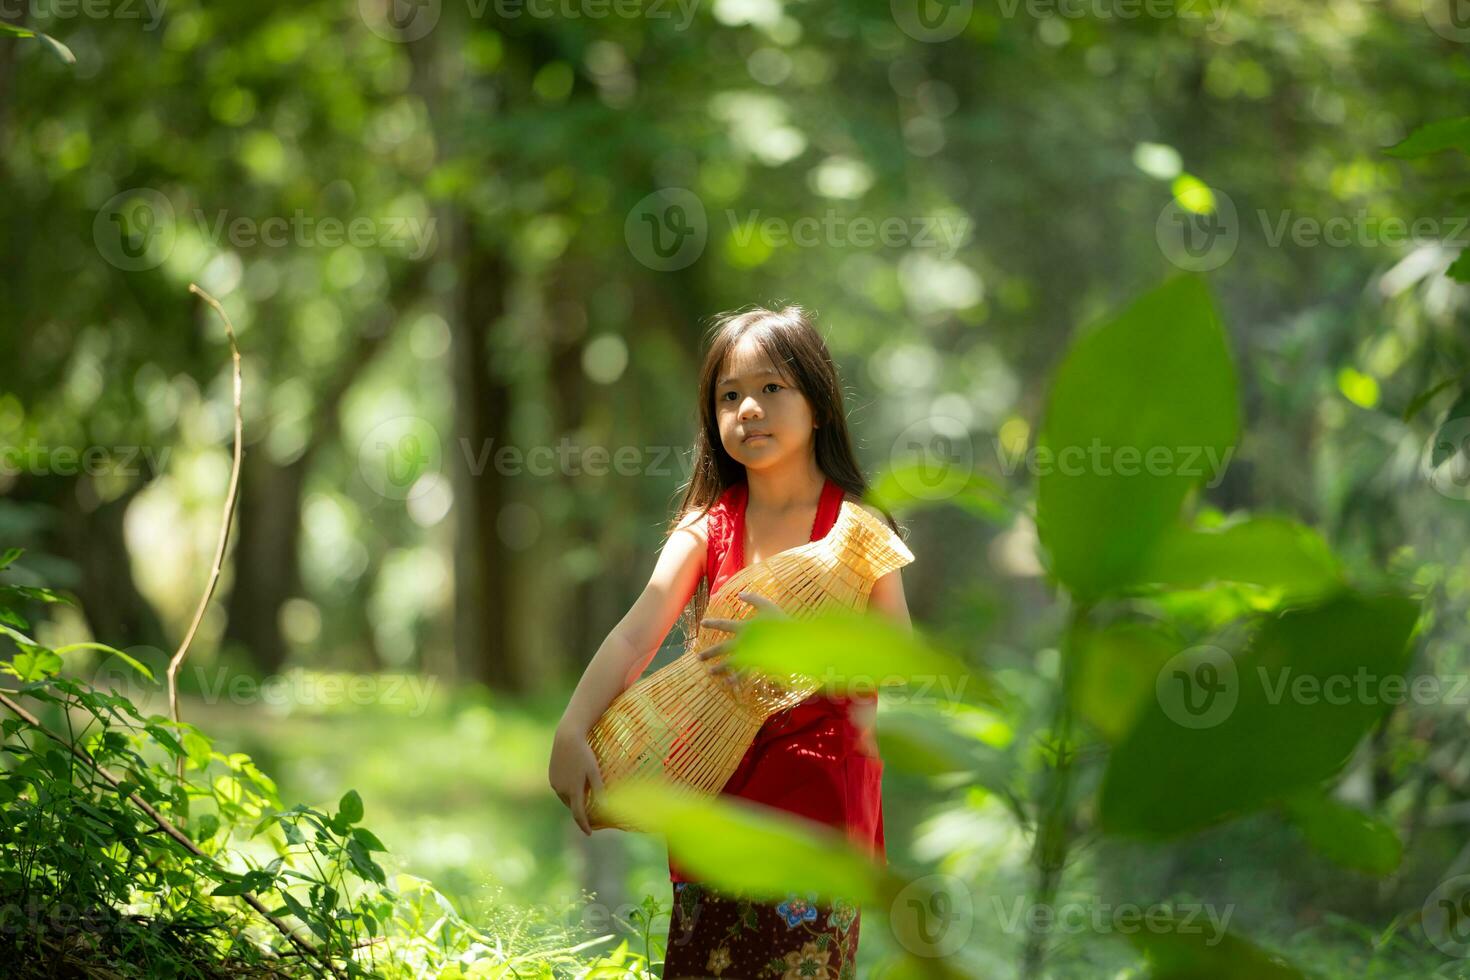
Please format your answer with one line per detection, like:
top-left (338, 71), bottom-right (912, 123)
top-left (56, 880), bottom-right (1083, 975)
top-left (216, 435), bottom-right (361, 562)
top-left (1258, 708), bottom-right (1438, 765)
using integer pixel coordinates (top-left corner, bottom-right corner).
top-left (714, 334), bottom-right (817, 471)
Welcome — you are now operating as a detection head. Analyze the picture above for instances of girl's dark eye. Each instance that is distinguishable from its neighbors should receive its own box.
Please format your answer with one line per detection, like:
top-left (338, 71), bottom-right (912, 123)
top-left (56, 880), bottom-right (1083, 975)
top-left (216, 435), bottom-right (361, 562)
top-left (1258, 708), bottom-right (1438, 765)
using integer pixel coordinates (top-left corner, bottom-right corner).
top-left (720, 383), bottom-right (780, 402)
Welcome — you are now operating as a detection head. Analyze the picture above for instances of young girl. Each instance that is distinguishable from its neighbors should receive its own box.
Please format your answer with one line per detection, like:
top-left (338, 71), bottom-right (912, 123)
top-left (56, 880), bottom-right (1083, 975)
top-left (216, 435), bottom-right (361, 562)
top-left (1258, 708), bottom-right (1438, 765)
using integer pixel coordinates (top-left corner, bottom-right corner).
top-left (547, 304), bottom-right (912, 979)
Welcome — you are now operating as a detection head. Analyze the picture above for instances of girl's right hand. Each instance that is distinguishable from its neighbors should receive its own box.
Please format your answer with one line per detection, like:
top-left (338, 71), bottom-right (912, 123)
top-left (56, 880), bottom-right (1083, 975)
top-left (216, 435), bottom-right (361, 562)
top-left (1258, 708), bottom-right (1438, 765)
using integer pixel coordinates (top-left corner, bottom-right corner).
top-left (548, 724), bottom-right (605, 836)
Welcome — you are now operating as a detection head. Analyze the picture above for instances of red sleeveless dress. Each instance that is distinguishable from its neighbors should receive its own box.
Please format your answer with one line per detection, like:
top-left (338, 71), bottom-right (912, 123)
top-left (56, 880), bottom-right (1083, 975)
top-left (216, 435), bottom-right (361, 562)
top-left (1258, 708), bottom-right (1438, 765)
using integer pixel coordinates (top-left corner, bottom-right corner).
top-left (667, 477), bottom-right (887, 883)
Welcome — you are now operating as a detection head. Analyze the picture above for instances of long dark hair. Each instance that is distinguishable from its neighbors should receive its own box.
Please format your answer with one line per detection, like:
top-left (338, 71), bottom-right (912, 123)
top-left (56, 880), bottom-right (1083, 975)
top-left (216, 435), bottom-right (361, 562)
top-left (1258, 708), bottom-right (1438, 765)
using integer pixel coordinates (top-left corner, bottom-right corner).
top-left (667, 304), bottom-right (898, 647)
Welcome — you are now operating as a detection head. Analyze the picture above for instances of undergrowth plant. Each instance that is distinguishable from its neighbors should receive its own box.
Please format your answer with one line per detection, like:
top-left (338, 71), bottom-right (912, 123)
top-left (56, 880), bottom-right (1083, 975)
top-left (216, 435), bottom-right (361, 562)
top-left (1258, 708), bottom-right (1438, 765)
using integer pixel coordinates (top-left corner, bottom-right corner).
top-left (0, 547), bottom-right (655, 979)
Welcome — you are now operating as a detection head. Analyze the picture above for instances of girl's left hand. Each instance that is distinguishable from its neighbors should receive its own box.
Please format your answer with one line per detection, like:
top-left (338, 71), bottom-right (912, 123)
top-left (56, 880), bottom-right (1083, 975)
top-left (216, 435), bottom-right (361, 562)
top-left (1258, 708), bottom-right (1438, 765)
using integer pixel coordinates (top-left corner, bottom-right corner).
top-left (698, 590), bottom-right (786, 685)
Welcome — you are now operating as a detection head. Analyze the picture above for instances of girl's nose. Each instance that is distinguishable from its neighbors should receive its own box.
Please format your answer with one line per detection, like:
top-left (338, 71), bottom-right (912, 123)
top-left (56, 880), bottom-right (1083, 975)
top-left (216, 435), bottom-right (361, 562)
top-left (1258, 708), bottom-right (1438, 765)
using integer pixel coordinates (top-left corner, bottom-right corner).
top-left (739, 397), bottom-right (763, 419)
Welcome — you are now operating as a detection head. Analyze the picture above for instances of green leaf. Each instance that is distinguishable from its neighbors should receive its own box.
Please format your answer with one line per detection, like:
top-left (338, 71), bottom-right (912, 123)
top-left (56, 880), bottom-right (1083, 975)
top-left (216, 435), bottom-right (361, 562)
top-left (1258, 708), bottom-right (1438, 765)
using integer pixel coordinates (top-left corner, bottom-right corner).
top-left (1099, 592), bottom-right (1420, 838)
top-left (0, 584), bottom-right (74, 605)
top-left (280, 891), bottom-right (327, 939)
top-left (1071, 621), bottom-right (1181, 743)
top-left (0, 622), bottom-right (38, 650)
top-left (0, 548), bottom-right (23, 570)
top-left (1280, 789), bottom-right (1403, 876)
top-left (597, 780), bottom-right (881, 905)
top-left (1130, 517), bottom-right (1342, 601)
top-left (52, 642), bottom-right (156, 680)
top-left (351, 826), bottom-right (388, 852)
top-left (1129, 914), bottom-right (1308, 979)
top-left (35, 32), bottom-right (75, 65)
top-left (1036, 275), bottom-right (1240, 600)
top-left (337, 788), bottom-right (364, 825)
top-left (874, 710), bottom-right (978, 776)
top-left (1384, 117), bottom-right (1470, 158)
top-left (6, 647), bottom-right (62, 681)
top-left (729, 610), bottom-right (989, 707)
top-left (1448, 250), bottom-right (1470, 284)
top-left (1402, 376), bottom-right (1462, 422)
top-left (146, 725), bottom-right (185, 759)
top-left (211, 875), bottom-right (253, 897)
top-left (867, 464), bottom-right (1009, 522)
top-left (0, 25), bottom-right (75, 65)
top-left (182, 731), bottom-right (213, 771)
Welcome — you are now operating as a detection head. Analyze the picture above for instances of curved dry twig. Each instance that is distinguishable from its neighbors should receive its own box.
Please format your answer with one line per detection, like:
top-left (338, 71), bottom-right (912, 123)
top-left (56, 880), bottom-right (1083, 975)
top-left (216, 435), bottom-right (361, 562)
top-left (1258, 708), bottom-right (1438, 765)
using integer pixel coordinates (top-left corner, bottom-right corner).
top-left (167, 284), bottom-right (244, 762)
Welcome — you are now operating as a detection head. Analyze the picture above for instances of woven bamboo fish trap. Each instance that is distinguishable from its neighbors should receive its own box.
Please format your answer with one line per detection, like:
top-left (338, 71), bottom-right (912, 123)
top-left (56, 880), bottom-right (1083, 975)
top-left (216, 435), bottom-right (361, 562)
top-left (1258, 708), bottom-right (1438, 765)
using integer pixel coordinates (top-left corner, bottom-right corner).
top-left (585, 498), bottom-right (914, 831)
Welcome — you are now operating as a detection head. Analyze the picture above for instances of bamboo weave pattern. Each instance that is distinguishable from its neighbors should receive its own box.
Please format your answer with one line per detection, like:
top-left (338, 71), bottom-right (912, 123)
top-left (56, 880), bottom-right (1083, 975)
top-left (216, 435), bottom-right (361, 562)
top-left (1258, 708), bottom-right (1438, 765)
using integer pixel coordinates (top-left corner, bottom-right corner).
top-left (586, 499), bottom-right (913, 830)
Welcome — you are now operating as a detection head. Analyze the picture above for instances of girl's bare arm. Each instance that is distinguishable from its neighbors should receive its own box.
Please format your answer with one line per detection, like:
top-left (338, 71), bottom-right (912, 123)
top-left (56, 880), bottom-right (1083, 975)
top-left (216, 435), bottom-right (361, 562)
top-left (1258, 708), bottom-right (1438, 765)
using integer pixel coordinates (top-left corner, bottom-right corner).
top-left (555, 511), bottom-right (708, 736)
top-left (853, 503), bottom-right (913, 752)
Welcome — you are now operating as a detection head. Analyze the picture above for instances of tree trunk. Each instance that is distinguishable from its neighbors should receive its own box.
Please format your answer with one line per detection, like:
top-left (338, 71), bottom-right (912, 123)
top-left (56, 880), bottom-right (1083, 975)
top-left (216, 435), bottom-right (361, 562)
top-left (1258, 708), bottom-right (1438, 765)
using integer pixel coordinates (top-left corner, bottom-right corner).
top-left (448, 239), bottom-right (523, 691)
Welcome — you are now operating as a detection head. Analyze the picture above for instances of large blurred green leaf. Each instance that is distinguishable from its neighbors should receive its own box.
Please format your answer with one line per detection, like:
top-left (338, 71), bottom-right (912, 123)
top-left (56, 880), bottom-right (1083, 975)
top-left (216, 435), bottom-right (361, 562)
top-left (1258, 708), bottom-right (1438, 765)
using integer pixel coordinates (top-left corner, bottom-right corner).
top-left (1071, 621), bottom-right (1180, 743)
top-left (1099, 592), bottom-right (1419, 838)
top-left (1130, 913), bottom-right (1309, 979)
top-left (597, 780), bottom-right (881, 905)
top-left (1036, 275), bottom-right (1239, 600)
top-left (1280, 789), bottom-right (1403, 877)
top-left (867, 464), bottom-right (1010, 522)
top-left (1129, 517), bottom-right (1342, 600)
top-left (730, 610), bottom-right (992, 706)
top-left (1384, 117), bottom-right (1470, 158)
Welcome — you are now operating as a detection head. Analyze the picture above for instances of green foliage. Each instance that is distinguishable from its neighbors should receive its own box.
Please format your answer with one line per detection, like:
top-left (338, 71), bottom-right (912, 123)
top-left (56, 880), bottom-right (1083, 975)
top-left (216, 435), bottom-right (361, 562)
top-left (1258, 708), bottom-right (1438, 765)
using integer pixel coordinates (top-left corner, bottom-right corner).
top-left (1098, 591), bottom-right (1419, 838)
top-left (1036, 275), bottom-right (1240, 600)
top-left (1280, 789), bottom-right (1403, 878)
top-left (0, 552), bottom-right (656, 978)
top-left (730, 609), bottom-right (991, 706)
top-left (600, 781), bottom-right (880, 907)
top-left (1384, 117), bottom-right (1470, 159)
top-left (1133, 517), bottom-right (1343, 602)
top-left (1131, 911), bottom-right (1309, 980)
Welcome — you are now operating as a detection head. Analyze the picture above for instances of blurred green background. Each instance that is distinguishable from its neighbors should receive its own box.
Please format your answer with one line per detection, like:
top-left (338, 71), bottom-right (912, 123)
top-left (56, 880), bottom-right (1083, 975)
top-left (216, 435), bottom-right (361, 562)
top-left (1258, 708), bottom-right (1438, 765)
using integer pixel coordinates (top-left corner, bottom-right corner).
top-left (3, 0), bottom-right (1470, 976)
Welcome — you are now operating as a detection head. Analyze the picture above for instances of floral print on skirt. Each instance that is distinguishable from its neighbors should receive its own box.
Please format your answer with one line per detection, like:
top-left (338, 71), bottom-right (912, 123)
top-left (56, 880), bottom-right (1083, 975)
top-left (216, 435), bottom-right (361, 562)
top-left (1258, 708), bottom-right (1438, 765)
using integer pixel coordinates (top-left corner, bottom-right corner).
top-left (662, 881), bottom-right (861, 979)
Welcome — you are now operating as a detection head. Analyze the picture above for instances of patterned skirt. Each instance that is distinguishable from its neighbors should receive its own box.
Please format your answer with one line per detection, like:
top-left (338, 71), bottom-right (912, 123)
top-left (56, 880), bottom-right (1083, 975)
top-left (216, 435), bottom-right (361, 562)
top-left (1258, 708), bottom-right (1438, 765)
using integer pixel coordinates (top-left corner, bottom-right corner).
top-left (662, 881), bottom-right (862, 980)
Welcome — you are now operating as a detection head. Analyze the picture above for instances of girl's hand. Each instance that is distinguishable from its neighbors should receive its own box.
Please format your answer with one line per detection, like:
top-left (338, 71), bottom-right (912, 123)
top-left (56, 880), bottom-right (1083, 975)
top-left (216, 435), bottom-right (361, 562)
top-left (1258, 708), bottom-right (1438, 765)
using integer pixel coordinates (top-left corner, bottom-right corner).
top-left (698, 590), bottom-right (787, 685)
top-left (548, 724), bottom-right (605, 836)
